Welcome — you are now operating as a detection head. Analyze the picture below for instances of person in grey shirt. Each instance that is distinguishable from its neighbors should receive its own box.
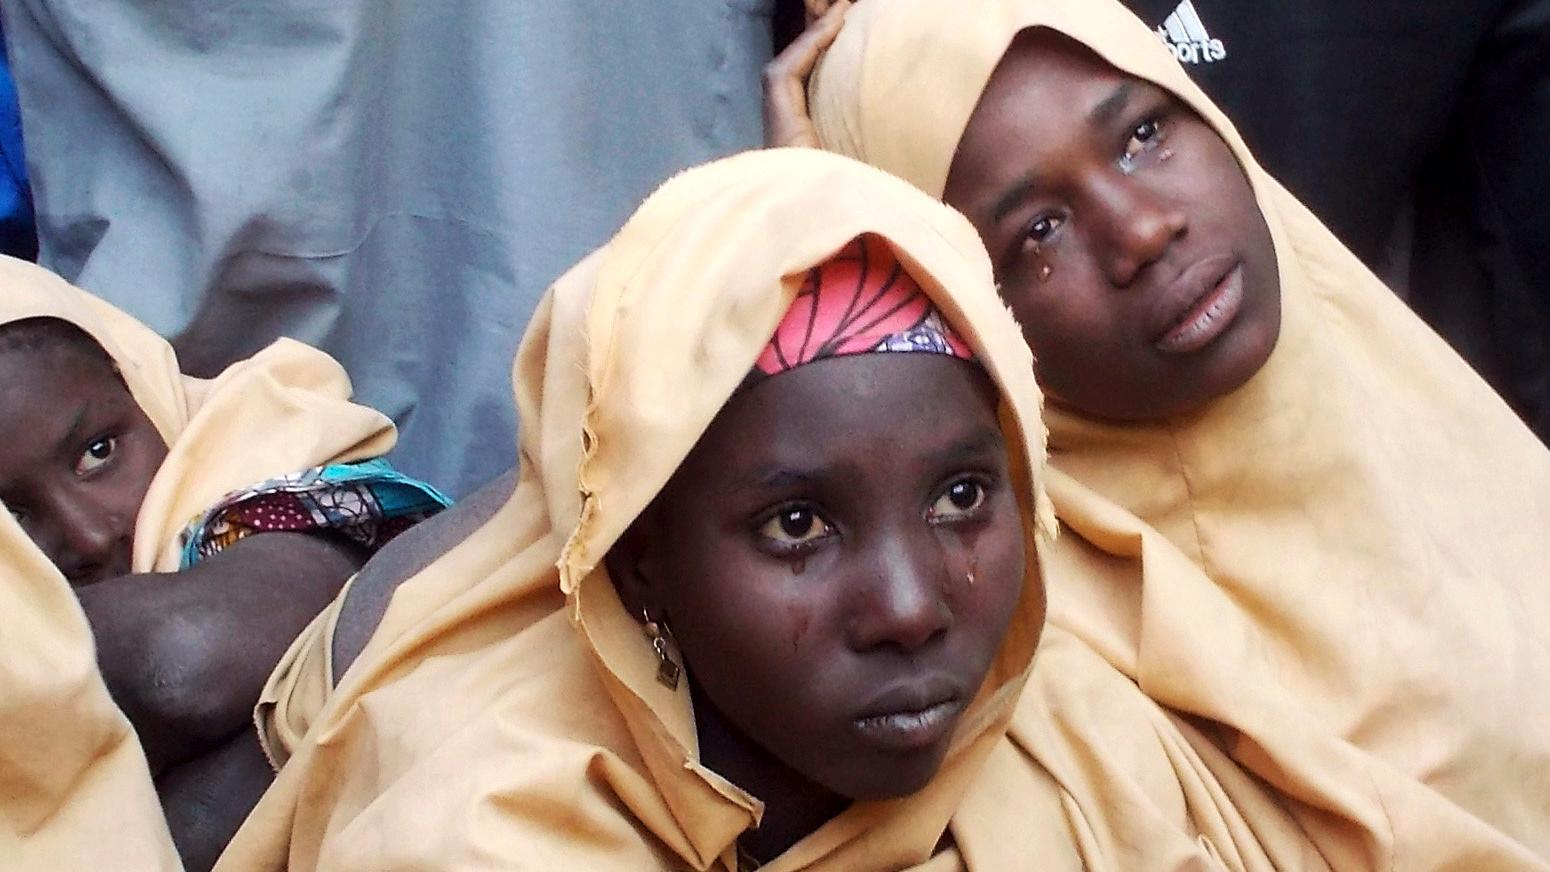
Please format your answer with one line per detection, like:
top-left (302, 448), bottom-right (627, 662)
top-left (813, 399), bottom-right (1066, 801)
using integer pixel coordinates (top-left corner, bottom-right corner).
top-left (3, 0), bottom-right (775, 500)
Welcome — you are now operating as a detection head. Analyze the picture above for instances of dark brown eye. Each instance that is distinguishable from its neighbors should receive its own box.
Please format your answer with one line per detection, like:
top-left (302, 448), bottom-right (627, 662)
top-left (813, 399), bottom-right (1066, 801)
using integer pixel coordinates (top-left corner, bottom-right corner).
top-left (928, 478), bottom-right (988, 522)
top-left (757, 507), bottom-right (833, 546)
top-left (1123, 117), bottom-right (1167, 164)
top-left (74, 436), bottom-right (117, 475)
top-left (1026, 214), bottom-right (1064, 244)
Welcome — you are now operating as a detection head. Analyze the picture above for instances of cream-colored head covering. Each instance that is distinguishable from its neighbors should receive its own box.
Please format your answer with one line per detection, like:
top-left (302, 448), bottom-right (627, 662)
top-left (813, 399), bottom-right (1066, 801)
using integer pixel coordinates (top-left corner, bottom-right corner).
top-left (0, 256), bottom-right (398, 867)
top-left (216, 148), bottom-right (1058, 871)
top-left (0, 256), bottom-right (399, 572)
top-left (811, 0), bottom-right (1550, 864)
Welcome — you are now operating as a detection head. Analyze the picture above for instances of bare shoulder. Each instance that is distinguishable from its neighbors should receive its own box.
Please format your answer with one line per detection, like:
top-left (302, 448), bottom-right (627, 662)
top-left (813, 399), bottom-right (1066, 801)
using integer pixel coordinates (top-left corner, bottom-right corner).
top-left (331, 468), bottom-right (518, 683)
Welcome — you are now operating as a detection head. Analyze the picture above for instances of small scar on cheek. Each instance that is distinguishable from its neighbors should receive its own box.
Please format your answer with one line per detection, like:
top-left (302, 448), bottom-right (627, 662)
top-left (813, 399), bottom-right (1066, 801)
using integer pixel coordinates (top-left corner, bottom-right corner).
top-left (789, 602), bottom-right (810, 654)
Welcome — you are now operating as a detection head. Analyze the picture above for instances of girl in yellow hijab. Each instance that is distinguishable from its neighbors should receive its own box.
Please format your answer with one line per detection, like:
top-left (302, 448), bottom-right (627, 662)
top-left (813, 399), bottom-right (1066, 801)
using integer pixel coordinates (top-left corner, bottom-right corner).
top-left (220, 149), bottom-right (1540, 870)
top-left (213, 147), bottom-right (1088, 871)
top-left (0, 257), bottom-right (447, 870)
top-left (791, 0), bottom-right (1550, 863)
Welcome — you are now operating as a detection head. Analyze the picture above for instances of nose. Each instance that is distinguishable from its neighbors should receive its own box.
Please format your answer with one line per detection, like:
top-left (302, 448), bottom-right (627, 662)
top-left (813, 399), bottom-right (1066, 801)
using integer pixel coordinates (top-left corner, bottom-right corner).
top-left (49, 491), bottom-right (130, 582)
top-left (845, 526), bottom-right (953, 653)
top-left (1089, 173), bottom-right (1186, 288)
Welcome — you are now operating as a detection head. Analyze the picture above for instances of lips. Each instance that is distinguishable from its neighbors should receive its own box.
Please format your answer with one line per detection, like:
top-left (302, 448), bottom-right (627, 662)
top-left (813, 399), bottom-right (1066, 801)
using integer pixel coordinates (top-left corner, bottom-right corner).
top-left (1148, 255), bottom-right (1244, 355)
top-left (852, 677), bottom-right (965, 752)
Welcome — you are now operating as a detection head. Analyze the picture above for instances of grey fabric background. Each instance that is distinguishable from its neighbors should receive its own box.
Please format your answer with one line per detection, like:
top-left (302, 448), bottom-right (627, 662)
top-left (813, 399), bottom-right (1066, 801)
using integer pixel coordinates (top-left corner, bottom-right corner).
top-left (3, 0), bottom-right (774, 497)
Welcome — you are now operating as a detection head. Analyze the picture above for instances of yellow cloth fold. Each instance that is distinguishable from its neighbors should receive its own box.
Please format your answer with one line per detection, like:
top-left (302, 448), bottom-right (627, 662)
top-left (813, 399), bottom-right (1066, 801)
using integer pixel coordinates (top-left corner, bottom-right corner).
top-left (255, 575), bottom-right (354, 771)
top-left (811, 0), bottom-right (1550, 865)
top-left (0, 255), bottom-right (399, 867)
top-left (0, 508), bottom-right (180, 870)
top-left (215, 148), bottom-right (1066, 871)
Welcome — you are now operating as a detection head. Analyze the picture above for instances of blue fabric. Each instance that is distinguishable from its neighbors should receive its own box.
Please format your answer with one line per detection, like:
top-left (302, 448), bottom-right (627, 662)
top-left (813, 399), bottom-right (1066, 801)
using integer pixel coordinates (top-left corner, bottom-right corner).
top-left (0, 23), bottom-right (35, 260)
top-left (178, 457), bottom-right (452, 568)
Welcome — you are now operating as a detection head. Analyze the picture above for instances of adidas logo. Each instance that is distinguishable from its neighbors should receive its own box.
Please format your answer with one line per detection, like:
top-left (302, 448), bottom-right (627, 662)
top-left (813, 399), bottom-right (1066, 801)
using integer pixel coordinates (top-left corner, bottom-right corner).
top-left (1155, 0), bottom-right (1227, 64)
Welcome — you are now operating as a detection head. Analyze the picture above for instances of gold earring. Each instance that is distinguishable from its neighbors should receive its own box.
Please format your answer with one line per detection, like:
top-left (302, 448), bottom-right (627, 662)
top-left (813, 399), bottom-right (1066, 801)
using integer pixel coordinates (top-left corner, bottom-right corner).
top-left (642, 610), bottom-right (681, 690)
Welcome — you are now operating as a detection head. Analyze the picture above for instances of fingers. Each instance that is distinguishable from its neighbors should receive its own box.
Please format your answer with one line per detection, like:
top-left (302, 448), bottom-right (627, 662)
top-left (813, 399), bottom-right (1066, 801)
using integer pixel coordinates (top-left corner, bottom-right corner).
top-left (783, 0), bottom-right (848, 81)
top-left (803, 0), bottom-right (834, 26)
top-left (764, 0), bottom-right (850, 148)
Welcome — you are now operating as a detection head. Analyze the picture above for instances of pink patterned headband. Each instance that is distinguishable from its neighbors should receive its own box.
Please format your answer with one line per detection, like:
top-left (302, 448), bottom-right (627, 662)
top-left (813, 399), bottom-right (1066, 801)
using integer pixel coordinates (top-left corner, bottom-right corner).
top-left (753, 235), bottom-right (975, 380)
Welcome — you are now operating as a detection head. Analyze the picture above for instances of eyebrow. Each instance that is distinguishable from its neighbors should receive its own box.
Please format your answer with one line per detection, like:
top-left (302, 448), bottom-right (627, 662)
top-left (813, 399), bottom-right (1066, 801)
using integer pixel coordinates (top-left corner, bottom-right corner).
top-left (989, 82), bottom-right (1138, 229)
top-left (56, 397), bottom-right (115, 457)
top-left (927, 426), bottom-right (1006, 470)
top-left (732, 424), bottom-right (1005, 493)
top-left (990, 175), bottom-right (1039, 226)
top-left (1089, 82), bottom-right (1135, 128)
top-left (62, 404), bottom-right (92, 447)
top-left (735, 466), bottom-right (822, 494)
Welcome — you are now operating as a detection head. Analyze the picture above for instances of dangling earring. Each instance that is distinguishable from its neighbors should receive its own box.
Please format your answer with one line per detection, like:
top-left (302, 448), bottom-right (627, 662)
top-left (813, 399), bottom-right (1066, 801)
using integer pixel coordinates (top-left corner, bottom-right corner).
top-left (642, 610), bottom-right (681, 690)
top-left (1037, 262), bottom-right (1054, 283)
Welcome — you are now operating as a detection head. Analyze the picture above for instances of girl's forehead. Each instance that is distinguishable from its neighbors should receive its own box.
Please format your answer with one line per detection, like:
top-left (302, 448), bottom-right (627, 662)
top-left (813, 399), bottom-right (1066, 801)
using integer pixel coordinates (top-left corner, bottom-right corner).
top-left (689, 354), bottom-right (1005, 486)
top-left (0, 318), bottom-right (116, 368)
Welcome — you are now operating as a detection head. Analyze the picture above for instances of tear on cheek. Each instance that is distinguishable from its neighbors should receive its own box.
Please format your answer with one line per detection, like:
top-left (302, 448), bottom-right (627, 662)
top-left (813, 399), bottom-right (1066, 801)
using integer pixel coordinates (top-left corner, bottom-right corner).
top-left (934, 529), bottom-right (984, 596)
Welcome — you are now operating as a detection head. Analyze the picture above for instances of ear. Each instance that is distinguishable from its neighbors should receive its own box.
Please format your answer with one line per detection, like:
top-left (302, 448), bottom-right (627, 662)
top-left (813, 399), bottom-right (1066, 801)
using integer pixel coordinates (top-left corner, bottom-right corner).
top-left (604, 514), bottom-right (660, 623)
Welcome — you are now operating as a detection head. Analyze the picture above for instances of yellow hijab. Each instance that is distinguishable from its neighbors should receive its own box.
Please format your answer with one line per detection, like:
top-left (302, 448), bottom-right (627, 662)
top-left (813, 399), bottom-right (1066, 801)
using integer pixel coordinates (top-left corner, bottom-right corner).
top-left (811, 0), bottom-right (1550, 864)
top-left (215, 148), bottom-right (1061, 872)
top-left (0, 256), bottom-right (397, 868)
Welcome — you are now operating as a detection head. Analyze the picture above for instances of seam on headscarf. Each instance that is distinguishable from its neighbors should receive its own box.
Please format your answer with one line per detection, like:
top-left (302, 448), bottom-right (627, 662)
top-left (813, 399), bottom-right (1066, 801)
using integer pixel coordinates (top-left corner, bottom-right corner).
top-left (557, 175), bottom-right (727, 595)
top-left (1165, 426), bottom-right (1211, 576)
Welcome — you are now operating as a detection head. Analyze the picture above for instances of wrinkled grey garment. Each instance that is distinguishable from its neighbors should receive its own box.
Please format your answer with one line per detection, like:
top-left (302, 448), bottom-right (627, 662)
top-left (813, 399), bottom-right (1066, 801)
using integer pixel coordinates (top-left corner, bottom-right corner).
top-left (2, 0), bottom-right (773, 497)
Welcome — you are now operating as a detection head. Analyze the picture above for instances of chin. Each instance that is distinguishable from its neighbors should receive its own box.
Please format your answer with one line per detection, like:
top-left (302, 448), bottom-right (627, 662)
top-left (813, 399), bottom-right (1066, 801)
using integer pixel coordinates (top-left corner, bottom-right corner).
top-left (1217, 306), bottom-right (1280, 392)
top-left (825, 748), bottom-right (949, 802)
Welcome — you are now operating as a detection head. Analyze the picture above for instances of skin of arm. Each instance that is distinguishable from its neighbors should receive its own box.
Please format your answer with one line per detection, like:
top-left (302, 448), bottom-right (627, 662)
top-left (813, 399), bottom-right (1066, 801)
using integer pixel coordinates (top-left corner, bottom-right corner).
top-left (155, 728), bottom-right (276, 872)
top-left (78, 530), bottom-right (365, 774)
top-left (331, 469), bottom-right (517, 683)
top-left (145, 472), bottom-right (515, 872)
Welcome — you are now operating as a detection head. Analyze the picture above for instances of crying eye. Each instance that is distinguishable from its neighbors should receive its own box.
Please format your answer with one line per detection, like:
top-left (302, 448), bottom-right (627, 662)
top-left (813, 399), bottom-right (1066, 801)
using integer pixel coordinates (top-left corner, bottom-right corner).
top-left (1025, 214), bottom-right (1064, 245)
top-left (756, 507), bottom-right (834, 547)
top-left (927, 478), bottom-right (988, 523)
top-left (74, 436), bottom-right (118, 475)
top-left (1123, 117), bottom-right (1167, 164)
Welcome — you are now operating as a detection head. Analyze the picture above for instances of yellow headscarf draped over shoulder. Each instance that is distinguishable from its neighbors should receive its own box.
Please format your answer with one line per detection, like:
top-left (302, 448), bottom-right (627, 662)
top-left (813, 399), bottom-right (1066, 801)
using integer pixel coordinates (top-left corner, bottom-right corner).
top-left (811, 0), bottom-right (1550, 866)
top-left (216, 149), bottom-right (1057, 872)
top-left (0, 256), bottom-right (398, 867)
top-left (0, 256), bottom-right (399, 572)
